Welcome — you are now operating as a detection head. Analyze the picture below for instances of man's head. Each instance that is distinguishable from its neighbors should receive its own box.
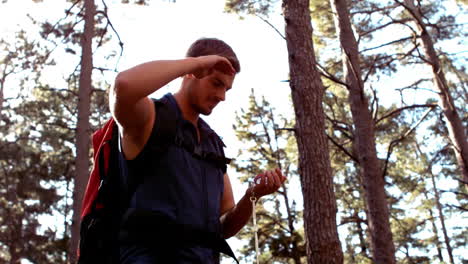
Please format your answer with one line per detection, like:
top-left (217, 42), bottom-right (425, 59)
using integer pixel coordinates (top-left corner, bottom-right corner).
top-left (186, 38), bottom-right (241, 73)
top-left (181, 38), bottom-right (240, 115)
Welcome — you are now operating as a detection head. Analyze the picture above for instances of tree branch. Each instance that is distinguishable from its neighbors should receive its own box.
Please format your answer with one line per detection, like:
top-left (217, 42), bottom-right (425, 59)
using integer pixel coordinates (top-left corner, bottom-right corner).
top-left (358, 19), bottom-right (412, 38)
top-left (360, 36), bottom-right (414, 53)
top-left (255, 14), bottom-right (286, 40)
top-left (381, 106), bottom-right (435, 178)
top-left (96, 3), bottom-right (124, 70)
top-left (362, 54), bottom-right (379, 84)
top-left (326, 133), bottom-right (359, 164)
top-left (316, 63), bottom-right (349, 88)
top-left (376, 103), bottom-right (437, 124)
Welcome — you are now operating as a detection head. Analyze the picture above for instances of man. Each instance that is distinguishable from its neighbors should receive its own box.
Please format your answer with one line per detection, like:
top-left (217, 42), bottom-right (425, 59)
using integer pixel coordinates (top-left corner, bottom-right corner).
top-left (111, 38), bottom-right (286, 263)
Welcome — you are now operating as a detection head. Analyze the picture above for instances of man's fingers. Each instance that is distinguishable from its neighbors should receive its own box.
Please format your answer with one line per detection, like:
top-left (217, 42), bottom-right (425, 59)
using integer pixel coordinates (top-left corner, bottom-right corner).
top-left (253, 168), bottom-right (287, 197)
top-left (220, 57), bottom-right (235, 73)
top-left (214, 60), bottom-right (235, 75)
top-left (196, 55), bottom-right (235, 76)
top-left (276, 168), bottom-right (286, 183)
top-left (212, 56), bottom-right (235, 75)
top-left (271, 170), bottom-right (281, 188)
top-left (264, 171), bottom-right (271, 187)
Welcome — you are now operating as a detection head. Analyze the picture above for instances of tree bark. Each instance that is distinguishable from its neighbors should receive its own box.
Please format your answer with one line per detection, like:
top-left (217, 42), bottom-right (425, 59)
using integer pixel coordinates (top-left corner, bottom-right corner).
top-left (0, 66), bottom-right (7, 114)
top-left (330, 0), bottom-right (397, 263)
top-left (401, 0), bottom-right (468, 190)
top-left (69, 0), bottom-right (95, 261)
top-left (430, 171), bottom-right (455, 264)
top-left (424, 192), bottom-right (444, 263)
top-left (0, 81), bottom-right (3, 114)
top-left (282, 0), bottom-right (344, 263)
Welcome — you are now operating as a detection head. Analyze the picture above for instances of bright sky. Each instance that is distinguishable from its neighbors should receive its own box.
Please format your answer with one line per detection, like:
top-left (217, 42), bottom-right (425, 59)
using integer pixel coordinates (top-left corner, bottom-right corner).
top-left (1, 0), bottom-right (466, 263)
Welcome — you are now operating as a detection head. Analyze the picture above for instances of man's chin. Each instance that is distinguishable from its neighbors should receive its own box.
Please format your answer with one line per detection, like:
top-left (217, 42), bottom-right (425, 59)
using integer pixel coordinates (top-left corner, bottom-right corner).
top-left (195, 103), bottom-right (217, 116)
top-left (201, 108), bottom-right (213, 116)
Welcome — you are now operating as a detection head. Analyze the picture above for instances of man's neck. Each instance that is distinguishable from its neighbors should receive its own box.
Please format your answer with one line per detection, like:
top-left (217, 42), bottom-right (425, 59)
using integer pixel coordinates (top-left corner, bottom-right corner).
top-left (173, 92), bottom-right (199, 127)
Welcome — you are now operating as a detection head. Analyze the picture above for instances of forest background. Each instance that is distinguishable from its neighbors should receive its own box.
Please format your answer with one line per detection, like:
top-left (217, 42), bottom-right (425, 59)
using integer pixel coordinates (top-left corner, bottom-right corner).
top-left (0, 0), bottom-right (466, 263)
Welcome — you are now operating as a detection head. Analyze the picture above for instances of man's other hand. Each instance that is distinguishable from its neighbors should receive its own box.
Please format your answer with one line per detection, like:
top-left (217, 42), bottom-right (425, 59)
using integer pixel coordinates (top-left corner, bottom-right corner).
top-left (249, 168), bottom-right (287, 198)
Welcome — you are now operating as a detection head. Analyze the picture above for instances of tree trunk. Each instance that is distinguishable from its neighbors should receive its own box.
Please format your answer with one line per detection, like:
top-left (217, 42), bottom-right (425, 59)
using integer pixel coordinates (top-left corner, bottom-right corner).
top-left (69, 0), bottom-right (95, 261)
top-left (0, 81), bottom-right (3, 114)
top-left (329, 0), bottom-right (397, 263)
top-left (430, 171), bottom-right (455, 264)
top-left (424, 192), bottom-right (444, 263)
top-left (282, 0), bottom-right (344, 263)
top-left (401, 0), bottom-right (468, 190)
top-left (0, 67), bottom-right (6, 114)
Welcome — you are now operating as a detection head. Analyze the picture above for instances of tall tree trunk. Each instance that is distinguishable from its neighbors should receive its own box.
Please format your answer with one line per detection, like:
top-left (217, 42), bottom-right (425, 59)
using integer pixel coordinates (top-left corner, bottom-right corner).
top-left (330, 0), bottom-right (397, 263)
top-left (400, 0), bottom-right (468, 190)
top-left (423, 192), bottom-right (444, 262)
top-left (430, 171), bottom-right (455, 264)
top-left (69, 0), bottom-right (95, 261)
top-left (282, 0), bottom-right (344, 263)
top-left (0, 66), bottom-right (6, 114)
top-left (0, 81), bottom-right (3, 114)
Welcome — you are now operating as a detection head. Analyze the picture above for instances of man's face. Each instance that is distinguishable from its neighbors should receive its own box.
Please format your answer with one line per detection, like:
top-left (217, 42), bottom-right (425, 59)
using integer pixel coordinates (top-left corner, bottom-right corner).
top-left (190, 70), bottom-right (235, 115)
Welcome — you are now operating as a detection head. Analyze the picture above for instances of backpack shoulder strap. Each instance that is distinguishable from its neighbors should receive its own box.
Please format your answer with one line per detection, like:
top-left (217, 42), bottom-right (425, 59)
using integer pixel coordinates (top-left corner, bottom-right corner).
top-left (149, 95), bottom-right (231, 170)
top-left (147, 97), bottom-right (179, 155)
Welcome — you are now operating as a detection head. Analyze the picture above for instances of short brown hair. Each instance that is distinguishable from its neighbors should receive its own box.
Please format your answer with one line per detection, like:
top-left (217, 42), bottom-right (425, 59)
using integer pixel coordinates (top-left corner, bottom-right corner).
top-left (186, 38), bottom-right (241, 73)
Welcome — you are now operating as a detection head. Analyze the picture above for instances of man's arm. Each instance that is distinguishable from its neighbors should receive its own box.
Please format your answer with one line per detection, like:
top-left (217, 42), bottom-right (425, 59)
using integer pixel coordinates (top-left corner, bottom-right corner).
top-left (220, 168), bottom-right (286, 239)
top-left (109, 56), bottom-right (235, 159)
top-left (110, 58), bottom-right (200, 132)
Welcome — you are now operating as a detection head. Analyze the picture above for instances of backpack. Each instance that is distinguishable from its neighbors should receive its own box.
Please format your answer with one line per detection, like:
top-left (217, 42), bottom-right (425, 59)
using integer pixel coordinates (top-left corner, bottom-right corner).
top-left (77, 97), bottom-right (232, 264)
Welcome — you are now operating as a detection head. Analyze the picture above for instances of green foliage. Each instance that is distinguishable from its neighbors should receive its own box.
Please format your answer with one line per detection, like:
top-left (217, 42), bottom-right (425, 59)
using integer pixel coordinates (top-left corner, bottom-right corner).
top-left (0, 0), bottom-right (112, 260)
top-left (224, 0), bottom-right (278, 17)
top-left (310, 0), bottom-right (335, 38)
top-left (1, 67), bottom-right (70, 263)
top-left (0, 64), bottom-right (109, 264)
top-left (0, 91), bottom-right (71, 263)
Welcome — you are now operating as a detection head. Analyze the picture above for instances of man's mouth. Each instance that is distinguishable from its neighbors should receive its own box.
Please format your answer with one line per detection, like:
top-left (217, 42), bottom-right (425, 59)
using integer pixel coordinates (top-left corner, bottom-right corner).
top-left (209, 100), bottom-right (219, 108)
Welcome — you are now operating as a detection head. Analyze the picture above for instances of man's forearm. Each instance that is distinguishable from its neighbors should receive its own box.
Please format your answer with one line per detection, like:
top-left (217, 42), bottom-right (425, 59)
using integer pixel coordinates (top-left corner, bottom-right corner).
top-left (113, 58), bottom-right (199, 104)
top-left (220, 187), bottom-right (257, 239)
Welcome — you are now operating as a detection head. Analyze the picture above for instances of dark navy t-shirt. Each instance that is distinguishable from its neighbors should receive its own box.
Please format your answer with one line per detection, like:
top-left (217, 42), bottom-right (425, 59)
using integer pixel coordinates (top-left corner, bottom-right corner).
top-left (120, 94), bottom-right (227, 264)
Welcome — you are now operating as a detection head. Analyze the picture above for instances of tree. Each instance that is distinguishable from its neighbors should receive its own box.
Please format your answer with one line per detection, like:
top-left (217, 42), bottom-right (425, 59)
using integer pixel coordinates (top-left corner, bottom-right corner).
top-left (34, 0), bottom-right (172, 259)
top-left (329, 0), bottom-right (396, 262)
top-left (226, 0), bottom-right (344, 262)
top-left (0, 27), bottom-right (72, 263)
top-left (282, 0), bottom-right (344, 262)
top-left (0, 31), bottom-right (51, 114)
top-left (0, 0), bottom-right (120, 261)
top-left (395, 0), bottom-right (468, 191)
top-left (69, 0), bottom-right (96, 260)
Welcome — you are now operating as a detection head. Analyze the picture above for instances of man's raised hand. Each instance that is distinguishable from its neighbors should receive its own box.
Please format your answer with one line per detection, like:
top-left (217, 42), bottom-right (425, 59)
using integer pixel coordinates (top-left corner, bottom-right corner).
top-left (191, 55), bottom-right (235, 79)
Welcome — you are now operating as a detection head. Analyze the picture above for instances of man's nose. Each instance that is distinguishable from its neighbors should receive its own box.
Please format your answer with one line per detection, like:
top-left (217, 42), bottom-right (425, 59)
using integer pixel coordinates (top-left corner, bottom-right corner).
top-left (216, 89), bottom-right (226, 101)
